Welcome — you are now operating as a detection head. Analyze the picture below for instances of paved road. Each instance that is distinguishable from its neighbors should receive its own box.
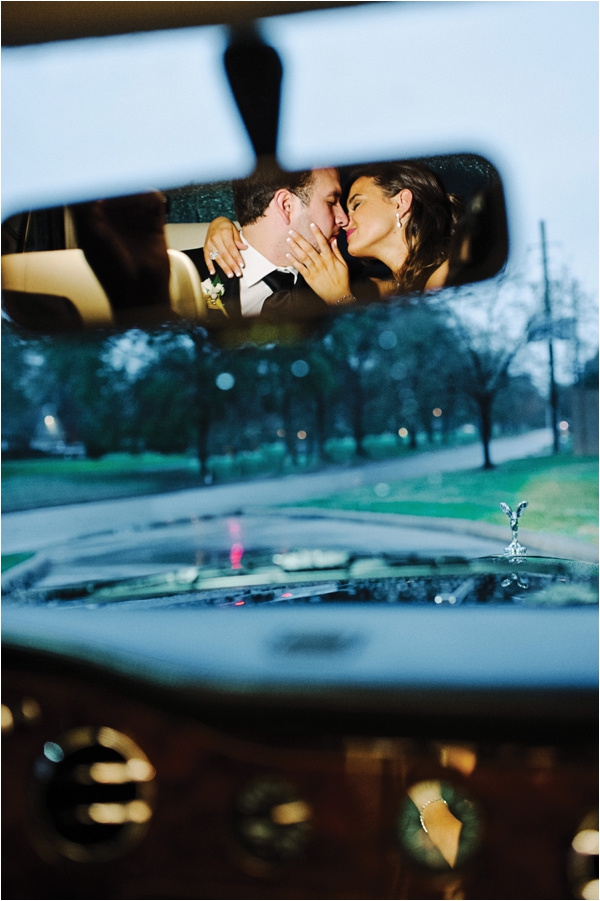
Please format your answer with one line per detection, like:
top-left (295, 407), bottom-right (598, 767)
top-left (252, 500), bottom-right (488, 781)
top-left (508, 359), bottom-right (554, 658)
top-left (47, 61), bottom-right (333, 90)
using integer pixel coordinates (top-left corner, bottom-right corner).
top-left (2, 430), bottom-right (552, 554)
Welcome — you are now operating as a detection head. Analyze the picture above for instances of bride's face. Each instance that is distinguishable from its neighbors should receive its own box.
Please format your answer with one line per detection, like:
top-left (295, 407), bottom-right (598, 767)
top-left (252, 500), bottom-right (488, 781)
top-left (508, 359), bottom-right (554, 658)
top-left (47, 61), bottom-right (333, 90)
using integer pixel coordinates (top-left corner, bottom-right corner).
top-left (345, 177), bottom-right (398, 258)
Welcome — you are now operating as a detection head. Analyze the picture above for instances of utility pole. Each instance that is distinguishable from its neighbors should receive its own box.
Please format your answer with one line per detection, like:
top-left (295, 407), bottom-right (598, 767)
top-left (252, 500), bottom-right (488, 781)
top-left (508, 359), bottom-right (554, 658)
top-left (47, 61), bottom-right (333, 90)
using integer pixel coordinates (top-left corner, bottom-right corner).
top-left (540, 221), bottom-right (560, 454)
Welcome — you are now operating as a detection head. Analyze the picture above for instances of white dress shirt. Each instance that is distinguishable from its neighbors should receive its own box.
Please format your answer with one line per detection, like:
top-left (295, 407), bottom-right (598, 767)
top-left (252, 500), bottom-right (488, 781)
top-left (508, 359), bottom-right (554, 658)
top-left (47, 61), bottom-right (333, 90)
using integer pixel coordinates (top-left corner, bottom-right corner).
top-left (238, 233), bottom-right (298, 317)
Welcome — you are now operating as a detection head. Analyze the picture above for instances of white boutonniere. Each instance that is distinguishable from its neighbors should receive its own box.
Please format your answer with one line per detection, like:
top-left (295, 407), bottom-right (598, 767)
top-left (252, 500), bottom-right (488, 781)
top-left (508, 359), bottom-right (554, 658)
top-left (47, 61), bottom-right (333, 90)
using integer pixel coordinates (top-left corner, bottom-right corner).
top-left (201, 275), bottom-right (228, 317)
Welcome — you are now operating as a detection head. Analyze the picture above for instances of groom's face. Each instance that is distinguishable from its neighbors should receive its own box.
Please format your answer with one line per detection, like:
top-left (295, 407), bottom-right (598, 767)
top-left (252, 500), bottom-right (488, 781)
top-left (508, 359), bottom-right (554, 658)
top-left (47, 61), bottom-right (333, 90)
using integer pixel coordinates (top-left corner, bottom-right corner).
top-left (291, 168), bottom-right (349, 247)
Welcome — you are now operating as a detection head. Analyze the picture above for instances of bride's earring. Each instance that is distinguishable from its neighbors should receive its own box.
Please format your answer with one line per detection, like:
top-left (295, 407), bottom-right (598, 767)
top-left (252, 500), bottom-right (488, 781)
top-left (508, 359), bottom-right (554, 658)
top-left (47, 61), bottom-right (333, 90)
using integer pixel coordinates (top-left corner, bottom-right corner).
top-left (396, 212), bottom-right (402, 229)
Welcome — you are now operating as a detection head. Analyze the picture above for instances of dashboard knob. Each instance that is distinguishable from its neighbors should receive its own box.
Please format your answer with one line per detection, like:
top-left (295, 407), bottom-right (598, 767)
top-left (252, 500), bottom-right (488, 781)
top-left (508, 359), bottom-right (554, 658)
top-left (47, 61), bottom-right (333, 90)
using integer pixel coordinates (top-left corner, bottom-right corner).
top-left (231, 776), bottom-right (313, 872)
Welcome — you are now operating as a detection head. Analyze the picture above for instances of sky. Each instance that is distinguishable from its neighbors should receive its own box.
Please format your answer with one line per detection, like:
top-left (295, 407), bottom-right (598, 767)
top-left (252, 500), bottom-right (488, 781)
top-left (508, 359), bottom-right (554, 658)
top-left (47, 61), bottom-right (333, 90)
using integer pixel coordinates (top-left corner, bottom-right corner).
top-left (3, 1), bottom-right (598, 301)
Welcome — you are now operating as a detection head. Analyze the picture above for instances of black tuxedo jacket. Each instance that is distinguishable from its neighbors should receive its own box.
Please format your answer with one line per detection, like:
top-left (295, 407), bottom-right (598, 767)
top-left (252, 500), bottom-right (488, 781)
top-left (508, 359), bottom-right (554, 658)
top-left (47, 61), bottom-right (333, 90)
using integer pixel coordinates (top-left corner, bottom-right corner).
top-left (183, 248), bottom-right (329, 325)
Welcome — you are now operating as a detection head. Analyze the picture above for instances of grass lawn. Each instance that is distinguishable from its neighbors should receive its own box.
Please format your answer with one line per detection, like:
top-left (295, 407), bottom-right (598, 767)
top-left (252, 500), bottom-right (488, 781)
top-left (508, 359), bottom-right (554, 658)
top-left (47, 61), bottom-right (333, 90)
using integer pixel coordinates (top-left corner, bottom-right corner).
top-left (297, 454), bottom-right (599, 544)
top-left (1, 454), bottom-right (202, 512)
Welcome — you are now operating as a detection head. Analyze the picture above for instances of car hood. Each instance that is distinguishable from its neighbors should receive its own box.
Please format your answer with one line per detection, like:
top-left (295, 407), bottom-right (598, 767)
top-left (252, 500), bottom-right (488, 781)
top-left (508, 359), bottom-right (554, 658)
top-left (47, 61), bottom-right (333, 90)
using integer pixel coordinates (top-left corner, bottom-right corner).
top-left (3, 514), bottom-right (598, 608)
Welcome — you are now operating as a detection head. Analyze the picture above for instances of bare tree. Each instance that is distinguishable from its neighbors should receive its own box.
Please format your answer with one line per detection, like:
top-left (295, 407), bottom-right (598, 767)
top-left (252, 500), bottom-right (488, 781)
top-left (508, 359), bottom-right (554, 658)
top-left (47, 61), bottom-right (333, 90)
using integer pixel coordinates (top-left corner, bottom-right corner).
top-left (438, 274), bottom-right (537, 468)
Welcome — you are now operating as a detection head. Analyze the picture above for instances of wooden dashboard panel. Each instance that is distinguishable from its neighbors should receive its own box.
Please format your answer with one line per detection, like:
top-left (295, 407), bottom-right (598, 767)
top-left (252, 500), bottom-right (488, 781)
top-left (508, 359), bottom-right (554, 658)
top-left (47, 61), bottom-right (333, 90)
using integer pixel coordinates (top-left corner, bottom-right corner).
top-left (2, 655), bottom-right (597, 900)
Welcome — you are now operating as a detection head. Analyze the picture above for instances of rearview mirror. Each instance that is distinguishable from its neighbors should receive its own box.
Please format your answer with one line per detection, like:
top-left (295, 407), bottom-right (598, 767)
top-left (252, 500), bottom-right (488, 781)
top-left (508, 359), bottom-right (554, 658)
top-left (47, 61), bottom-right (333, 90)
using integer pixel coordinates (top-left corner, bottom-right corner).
top-left (2, 152), bottom-right (508, 341)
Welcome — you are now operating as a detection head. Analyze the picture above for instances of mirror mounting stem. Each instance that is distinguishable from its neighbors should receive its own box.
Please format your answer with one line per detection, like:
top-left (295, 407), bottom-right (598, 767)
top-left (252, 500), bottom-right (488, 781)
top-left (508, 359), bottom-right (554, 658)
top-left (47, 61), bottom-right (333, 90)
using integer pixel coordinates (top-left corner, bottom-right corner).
top-left (224, 26), bottom-right (283, 160)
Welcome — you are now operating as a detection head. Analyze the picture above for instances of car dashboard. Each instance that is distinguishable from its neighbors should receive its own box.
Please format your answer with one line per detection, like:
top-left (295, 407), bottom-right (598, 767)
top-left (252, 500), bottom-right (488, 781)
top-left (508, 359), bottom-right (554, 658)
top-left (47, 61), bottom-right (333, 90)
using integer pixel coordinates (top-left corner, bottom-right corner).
top-left (3, 582), bottom-right (598, 900)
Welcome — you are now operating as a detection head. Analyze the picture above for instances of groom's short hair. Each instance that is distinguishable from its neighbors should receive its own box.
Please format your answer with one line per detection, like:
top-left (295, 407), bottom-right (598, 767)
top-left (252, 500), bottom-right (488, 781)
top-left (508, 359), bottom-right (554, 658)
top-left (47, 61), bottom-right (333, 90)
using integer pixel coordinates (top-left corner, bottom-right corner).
top-left (233, 166), bottom-right (315, 227)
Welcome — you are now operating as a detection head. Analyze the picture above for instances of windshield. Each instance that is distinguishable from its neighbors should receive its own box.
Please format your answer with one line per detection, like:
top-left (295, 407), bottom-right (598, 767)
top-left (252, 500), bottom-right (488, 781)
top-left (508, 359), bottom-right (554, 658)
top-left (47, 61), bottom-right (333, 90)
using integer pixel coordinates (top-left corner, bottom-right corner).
top-left (2, 292), bottom-right (598, 597)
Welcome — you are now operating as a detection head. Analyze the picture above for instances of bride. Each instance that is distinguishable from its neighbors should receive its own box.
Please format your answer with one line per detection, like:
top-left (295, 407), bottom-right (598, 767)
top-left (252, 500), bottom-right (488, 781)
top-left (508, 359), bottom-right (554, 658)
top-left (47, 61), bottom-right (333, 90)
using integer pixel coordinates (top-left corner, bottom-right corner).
top-left (203, 160), bottom-right (461, 306)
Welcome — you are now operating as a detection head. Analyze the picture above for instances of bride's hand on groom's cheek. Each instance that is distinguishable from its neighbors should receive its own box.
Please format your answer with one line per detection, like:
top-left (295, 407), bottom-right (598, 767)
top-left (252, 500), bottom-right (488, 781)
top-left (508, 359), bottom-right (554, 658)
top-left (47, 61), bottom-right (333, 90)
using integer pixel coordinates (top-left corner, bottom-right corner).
top-left (203, 217), bottom-right (247, 278)
top-left (285, 225), bottom-right (353, 306)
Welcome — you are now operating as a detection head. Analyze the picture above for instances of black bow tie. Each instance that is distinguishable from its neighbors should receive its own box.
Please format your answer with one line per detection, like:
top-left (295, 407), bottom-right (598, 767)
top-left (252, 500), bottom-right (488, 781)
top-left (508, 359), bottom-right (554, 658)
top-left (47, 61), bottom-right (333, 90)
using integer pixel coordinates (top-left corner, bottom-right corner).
top-left (263, 270), bottom-right (296, 294)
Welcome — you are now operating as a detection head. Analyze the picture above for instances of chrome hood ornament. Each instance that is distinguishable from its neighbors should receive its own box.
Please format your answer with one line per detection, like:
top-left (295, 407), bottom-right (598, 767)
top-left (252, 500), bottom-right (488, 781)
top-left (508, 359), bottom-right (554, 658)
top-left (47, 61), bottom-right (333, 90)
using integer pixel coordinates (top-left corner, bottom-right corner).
top-left (500, 501), bottom-right (528, 559)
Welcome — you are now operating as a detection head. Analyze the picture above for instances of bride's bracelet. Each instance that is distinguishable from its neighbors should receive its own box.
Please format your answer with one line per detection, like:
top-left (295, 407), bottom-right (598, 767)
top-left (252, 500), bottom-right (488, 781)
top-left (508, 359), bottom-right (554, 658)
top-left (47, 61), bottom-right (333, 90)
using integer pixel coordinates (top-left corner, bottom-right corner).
top-left (419, 797), bottom-right (448, 833)
top-left (335, 294), bottom-right (356, 305)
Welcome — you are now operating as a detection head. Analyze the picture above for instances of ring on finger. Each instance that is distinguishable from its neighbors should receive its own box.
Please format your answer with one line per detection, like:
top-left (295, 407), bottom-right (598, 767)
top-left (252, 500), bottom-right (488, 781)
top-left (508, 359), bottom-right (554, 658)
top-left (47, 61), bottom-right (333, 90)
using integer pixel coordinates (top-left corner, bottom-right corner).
top-left (209, 251), bottom-right (220, 261)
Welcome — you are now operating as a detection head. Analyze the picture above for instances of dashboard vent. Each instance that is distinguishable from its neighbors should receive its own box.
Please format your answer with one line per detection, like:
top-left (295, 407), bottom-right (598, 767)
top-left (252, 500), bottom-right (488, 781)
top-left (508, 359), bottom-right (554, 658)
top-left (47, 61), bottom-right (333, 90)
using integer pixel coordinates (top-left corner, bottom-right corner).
top-left (30, 726), bottom-right (156, 862)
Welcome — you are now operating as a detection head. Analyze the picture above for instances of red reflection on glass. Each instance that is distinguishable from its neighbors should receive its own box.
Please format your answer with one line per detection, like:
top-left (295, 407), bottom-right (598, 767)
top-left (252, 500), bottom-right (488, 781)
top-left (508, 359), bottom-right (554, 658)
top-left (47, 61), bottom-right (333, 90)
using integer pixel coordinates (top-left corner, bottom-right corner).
top-left (230, 543), bottom-right (244, 569)
top-left (234, 600), bottom-right (245, 606)
top-left (227, 519), bottom-right (242, 538)
top-left (281, 592), bottom-right (293, 598)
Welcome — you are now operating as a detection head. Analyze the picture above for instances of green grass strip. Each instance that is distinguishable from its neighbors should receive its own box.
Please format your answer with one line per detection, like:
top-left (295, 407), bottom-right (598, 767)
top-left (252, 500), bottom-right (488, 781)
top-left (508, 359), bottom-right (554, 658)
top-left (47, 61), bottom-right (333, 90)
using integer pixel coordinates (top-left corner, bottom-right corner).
top-left (1, 455), bottom-right (202, 512)
top-left (2, 552), bottom-right (35, 573)
top-left (297, 454), bottom-right (599, 544)
top-left (2, 453), bottom-right (198, 477)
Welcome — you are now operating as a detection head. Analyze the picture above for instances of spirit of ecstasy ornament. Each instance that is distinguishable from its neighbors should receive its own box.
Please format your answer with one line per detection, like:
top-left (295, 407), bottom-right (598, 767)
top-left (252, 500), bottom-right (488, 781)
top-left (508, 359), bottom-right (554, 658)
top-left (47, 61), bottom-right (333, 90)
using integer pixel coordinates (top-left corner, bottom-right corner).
top-left (500, 500), bottom-right (528, 559)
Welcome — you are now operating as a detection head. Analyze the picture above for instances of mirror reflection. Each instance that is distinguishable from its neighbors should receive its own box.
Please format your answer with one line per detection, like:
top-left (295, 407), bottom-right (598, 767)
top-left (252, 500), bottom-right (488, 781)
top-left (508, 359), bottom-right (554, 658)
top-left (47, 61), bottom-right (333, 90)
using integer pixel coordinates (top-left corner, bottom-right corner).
top-left (398, 780), bottom-right (482, 873)
top-left (2, 154), bottom-right (507, 336)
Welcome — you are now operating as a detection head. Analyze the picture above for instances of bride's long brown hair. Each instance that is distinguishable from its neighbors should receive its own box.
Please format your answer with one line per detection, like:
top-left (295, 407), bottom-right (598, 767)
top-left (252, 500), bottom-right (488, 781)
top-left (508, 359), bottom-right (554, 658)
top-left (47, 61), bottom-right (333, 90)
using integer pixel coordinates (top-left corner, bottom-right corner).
top-left (347, 161), bottom-right (462, 293)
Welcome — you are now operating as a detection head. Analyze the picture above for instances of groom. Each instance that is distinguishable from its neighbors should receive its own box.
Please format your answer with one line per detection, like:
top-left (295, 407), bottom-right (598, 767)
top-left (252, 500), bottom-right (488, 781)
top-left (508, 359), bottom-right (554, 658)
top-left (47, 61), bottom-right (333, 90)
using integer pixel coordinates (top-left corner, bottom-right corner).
top-left (184, 165), bottom-right (349, 324)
